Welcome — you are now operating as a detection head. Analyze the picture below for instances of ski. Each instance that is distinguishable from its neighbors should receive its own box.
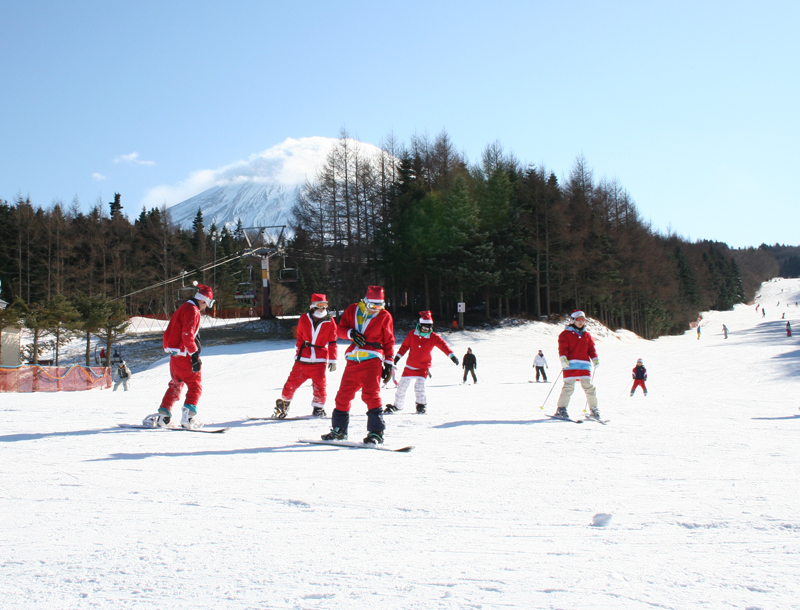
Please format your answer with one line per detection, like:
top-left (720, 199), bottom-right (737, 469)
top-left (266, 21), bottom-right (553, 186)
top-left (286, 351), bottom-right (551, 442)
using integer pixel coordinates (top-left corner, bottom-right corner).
top-left (581, 417), bottom-right (610, 425)
top-left (298, 438), bottom-right (414, 453)
top-left (545, 414), bottom-right (584, 424)
top-left (117, 424), bottom-right (230, 434)
top-left (246, 415), bottom-right (322, 422)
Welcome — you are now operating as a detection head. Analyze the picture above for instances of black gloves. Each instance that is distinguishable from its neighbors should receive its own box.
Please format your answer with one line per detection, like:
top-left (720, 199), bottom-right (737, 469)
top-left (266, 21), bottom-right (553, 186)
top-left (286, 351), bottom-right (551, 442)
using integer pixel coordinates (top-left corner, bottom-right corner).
top-left (191, 351), bottom-right (202, 373)
top-left (351, 330), bottom-right (367, 347)
top-left (381, 362), bottom-right (393, 382)
top-left (450, 354), bottom-right (459, 366)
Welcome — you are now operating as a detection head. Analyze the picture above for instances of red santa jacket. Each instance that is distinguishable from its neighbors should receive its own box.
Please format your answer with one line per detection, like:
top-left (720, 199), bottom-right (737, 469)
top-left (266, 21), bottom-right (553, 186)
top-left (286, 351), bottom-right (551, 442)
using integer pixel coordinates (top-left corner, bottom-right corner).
top-left (557, 325), bottom-right (598, 379)
top-left (337, 302), bottom-right (394, 364)
top-left (162, 300), bottom-right (201, 356)
top-left (396, 330), bottom-right (454, 376)
top-left (294, 312), bottom-right (338, 364)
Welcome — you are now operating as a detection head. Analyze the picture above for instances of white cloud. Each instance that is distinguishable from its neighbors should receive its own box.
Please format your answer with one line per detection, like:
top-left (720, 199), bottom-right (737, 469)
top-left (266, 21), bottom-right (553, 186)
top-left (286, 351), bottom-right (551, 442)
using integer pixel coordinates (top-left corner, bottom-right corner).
top-left (92, 173), bottom-right (106, 181)
top-left (114, 152), bottom-right (156, 166)
top-left (141, 136), bottom-right (345, 209)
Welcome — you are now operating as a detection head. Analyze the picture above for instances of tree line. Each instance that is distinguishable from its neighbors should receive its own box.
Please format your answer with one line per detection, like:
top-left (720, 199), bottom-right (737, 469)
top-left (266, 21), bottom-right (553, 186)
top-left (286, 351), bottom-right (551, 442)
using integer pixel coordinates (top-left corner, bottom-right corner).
top-left (0, 129), bottom-right (786, 352)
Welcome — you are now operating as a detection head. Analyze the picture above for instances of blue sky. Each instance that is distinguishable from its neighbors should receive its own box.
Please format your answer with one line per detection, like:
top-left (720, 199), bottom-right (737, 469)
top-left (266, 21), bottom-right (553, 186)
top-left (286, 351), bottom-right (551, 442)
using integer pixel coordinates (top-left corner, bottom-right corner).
top-left (1, 0), bottom-right (797, 248)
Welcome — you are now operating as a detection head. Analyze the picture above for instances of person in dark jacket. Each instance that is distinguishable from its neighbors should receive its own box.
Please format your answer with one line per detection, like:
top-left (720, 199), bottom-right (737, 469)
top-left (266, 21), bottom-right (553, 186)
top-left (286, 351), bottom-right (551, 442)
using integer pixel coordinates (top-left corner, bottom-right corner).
top-left (630, 358), bottom-right (647, 397)
top-left (462, 347), bottom-right (477, 384)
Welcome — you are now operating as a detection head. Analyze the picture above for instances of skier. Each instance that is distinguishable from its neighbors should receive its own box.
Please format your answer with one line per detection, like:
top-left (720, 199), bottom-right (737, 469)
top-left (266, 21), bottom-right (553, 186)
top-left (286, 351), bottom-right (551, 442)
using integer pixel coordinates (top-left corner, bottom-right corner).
top-left (274, 293), bottom-right (338, 419)
top-left (113, 361), bottom-right (132, 392)
top-left (722, 324), bottom-right (728, 339)
top-left (143, 283), bottom-right (213, 429)
top-left (787, 321), bottom-right (792, 337)
top-left (322, 286), bottom-right (394, 445)
top-left (462, 347), bottom-right (477, 384)
top-left (697, 326), bottom-right (701, 340)
top-left (533, 349), bottom-right (548, 382)
top-left (553, 311), bottom-right (601, 421)
top-left (385, 311), bottom-right (459, 414)
top-left (630, 358), bottom-right (647, 397)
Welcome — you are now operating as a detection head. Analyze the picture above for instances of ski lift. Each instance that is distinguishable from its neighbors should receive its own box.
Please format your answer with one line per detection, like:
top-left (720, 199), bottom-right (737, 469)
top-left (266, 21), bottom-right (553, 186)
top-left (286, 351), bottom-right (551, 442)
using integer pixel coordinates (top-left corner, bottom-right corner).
top-left (234, 266), bottom-right (258, 303)
top-left (277, 256), bottom-right (298, 283)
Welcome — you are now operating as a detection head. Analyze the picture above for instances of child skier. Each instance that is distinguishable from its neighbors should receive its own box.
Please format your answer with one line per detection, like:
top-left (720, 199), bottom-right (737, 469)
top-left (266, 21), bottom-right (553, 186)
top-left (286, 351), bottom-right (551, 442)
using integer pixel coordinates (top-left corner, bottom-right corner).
top-left (630, 358), bottom-right (647, 397)
top-left (274, 293), bottom-right (338, 419)
top-left (385, 311), bottom-right (459, 414)
top-left (143, 283), bottom-right (213, 429)
top-left (322, 286), bottom-right (395, 445)
top-left (553, 310), bottom-right (601, 421)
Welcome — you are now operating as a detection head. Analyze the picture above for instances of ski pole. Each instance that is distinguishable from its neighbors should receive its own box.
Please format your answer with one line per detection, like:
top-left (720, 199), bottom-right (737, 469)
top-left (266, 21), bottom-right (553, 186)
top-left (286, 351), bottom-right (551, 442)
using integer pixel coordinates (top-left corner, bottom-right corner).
top-left (538, 368), bottom-right (563, 413)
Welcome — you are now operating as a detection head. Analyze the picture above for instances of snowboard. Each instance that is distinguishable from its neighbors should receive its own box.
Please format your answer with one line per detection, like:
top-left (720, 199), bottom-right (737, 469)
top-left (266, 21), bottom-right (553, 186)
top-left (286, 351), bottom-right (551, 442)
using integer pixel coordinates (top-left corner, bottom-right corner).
top-left (117, 424), bottom-right (230, 434)
top-left (246, 415), bottom-right (322, 422)
top-left (298, 438), bottom-right (414, 453)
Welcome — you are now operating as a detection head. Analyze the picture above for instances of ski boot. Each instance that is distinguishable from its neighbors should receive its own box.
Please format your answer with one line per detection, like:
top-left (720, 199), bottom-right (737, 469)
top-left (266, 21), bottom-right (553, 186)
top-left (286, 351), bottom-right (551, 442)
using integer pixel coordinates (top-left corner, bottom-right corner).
top-left (321, 427), bottom-right (347, 441)
top-left (416, 403), bottom-right (426, 414)
top-left (312, 406), bottom-right (326, 417)
top-left (363, 431), bottom-right (384, 445)
top-left (384, 404), bottom-right (400, 414)
top-left (181, 405), bottom-right (203, 429)
top-left (552, 406), bottom-right (570, 420)
top-left (586, 406), bottom-right (602, 421)
top-left (273, 399), bottom-right (290, 419)
top-left (143, 409), bottom-right (171, 427)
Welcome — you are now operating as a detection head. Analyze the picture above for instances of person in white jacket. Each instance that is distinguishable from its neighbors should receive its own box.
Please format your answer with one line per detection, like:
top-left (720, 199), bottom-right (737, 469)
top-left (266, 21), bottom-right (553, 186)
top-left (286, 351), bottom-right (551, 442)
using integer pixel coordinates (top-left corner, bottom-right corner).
top-left (533, 350), bottom-right (548, 382)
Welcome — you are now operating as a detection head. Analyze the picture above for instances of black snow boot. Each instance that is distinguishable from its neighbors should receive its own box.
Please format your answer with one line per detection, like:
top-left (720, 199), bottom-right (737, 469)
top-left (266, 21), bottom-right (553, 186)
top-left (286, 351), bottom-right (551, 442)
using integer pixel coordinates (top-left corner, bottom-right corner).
top-left (416, 403), bottom-right (426, 414)
top-left (321, 428), bottom-right (347, 441)
top-left (273, 398), bottom-right (290, 419)
top-left (312, 406), bottom-right (326, 417)
top-left (553, 406), bottom-right (569, 420)
top-left (363, 431), bottom-right (384, 445)
top-left (366, 407), bottom-right (386, 437)
top-left (384, 404), bottom-right (399, 413)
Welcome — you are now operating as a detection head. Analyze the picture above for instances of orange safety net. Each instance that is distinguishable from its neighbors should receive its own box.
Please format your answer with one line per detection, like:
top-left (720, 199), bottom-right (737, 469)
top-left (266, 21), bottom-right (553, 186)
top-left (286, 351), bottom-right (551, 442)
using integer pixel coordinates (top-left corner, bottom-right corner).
top-left (0, 365), bottom-right (112, 393)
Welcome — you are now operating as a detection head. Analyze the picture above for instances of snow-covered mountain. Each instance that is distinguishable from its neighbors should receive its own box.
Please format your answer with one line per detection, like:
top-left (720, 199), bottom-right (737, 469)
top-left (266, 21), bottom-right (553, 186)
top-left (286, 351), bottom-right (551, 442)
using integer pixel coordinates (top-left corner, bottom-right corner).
top-left (163, 136), bottom-right (387, 232)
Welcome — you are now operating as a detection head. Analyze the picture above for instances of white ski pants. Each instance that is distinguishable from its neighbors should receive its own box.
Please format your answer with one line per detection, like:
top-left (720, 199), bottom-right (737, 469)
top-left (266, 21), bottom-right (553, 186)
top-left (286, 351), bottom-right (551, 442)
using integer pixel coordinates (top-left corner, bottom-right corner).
top-left (556, 377), bottom-right (598, 410)
top-left (393, 375), bottom-right (427, 409)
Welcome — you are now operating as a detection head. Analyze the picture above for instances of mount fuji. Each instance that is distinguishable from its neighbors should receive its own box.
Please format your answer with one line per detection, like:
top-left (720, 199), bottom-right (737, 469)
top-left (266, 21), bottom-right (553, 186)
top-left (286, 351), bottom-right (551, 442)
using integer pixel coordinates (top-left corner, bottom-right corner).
top-left (163, 136), bottom-right (387, 232)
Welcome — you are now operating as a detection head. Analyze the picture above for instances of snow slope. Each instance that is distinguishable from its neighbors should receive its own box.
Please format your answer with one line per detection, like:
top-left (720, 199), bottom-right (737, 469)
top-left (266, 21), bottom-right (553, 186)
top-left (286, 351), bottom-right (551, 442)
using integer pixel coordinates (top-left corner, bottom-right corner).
top-left (2, 279), bottom-right (800, 609)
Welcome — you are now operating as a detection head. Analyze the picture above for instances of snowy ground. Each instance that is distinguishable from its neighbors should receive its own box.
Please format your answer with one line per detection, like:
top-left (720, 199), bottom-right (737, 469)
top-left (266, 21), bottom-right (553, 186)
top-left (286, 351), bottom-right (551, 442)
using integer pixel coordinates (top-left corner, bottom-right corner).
top-left (2, 279), bottom-right (800, 610)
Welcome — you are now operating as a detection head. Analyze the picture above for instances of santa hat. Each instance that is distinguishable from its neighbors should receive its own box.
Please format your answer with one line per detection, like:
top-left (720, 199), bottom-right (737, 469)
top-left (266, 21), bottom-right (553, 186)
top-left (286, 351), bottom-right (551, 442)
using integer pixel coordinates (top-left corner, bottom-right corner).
top-left (310, 293), bottom-right (328, 308)
top-left (570, 310), bottom-right (586, 320)
top-left (365, 285), bottom-right (385, 305)
top-left (418, 311), bottom-right (433, 324)
top-left (637, 358), bottom-right (643, 364)
top-left (193, 282), bottom-right (214, 307)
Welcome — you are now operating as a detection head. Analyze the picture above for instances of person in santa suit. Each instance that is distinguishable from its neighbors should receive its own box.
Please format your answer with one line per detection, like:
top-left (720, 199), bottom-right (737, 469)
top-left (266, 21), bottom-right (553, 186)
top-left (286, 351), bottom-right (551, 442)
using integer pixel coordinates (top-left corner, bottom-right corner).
top-left (385, 311), bottom-right (459, 414)
top-left (322, 285), bottom-right (394, 445)
top-left (143, 283), bottom-right (214, 429)
top-left (552, 310), bottom-right (602, 421)
top-left (274, 293), bottom-right (338, 419)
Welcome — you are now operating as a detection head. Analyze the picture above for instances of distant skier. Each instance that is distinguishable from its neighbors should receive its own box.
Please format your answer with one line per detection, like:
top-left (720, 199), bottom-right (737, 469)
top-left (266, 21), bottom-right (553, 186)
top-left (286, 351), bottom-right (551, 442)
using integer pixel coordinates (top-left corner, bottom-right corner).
top-left (630, 358), bottom-right (647, 397)
top-left (787, 321), bottom-right (792, 337)
top-left (275, 293), bottom-right (338, 419)
top-left (763, 308), bottom-right (766, 318)
top-left (553, 311), bottom-right (601, 421)
top-left (322, 286), bottom-right (394, 445)
top-left (113, 361), bottom-right (132, 392)
top-left (385, 311), bottom-right (458, 414)
top-left (143, 283), bottom-right (214, 429)
top-left (462, 347), bottom-right (477, 384)
top-left (533, 349), bottom-right (548, 382)
top-left (722, 324), bottom-right (728, 339)
top-left (697, 326), bottom-right (701, 340)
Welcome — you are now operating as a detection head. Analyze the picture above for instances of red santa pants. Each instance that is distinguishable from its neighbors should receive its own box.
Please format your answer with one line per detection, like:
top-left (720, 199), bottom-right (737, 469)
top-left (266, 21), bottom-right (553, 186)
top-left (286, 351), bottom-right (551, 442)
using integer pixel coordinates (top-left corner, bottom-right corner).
top-left (160, 355), bottom-right (202, 412)
top-left (335, 358), bottom-right (382, 412)
top-left (630, 379), bottom-right (647, 394)
top-left (281, 361), bottom-right (327, 408)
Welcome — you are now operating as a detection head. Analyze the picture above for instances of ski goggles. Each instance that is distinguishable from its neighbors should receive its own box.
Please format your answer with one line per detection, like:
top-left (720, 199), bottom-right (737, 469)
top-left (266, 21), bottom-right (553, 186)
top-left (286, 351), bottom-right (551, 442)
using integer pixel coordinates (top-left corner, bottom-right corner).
top-left (419, 324), bottom-right (432, 333)
top-left (365, 301), bottom-right (385, 311)
top-left (311, 302), bottom-right (329, 310)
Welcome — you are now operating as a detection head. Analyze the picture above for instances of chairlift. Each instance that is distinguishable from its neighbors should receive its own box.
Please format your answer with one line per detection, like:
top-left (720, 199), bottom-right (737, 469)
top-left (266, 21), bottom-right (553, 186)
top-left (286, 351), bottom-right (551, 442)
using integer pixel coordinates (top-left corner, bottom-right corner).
top-left (277, 256), bottom-right (298, 283)
top-left (234, 266), bottom-right (258, 303)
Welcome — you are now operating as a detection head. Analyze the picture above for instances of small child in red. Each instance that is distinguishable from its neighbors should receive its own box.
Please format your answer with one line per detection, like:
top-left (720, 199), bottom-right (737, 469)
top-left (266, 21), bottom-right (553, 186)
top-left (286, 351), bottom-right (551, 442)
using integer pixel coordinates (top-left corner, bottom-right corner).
top-left (385, 311), bottom-right (459, 414)
top-left (631, 358), bottom-right (647, 397)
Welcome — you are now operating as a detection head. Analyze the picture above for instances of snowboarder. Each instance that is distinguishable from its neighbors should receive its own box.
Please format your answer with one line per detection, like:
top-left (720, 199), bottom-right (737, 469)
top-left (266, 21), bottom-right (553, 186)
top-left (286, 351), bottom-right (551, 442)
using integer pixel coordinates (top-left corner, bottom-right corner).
top-left (533, 349), bottom-right (548, 382)
top-left (275, 293), bottom-right (338, 419)
top-left (553, 311), bottom-right (601, 421)
top-left (462, 347), bottom-right (477, 384)
top-left (787, 321), bottom-right (792, 337)
top-left (322, 286), bottom-right (394, 445)
top-left (722, 324), bottom-right (729, 339)
top-left (143, 283), bottom-right (213, 429)
top-left (630, 358), bottom-right (647, 397)
top-left (113, 361), bottom-right (132, 392)
top-left (385, 311), bottom-right (458, 414)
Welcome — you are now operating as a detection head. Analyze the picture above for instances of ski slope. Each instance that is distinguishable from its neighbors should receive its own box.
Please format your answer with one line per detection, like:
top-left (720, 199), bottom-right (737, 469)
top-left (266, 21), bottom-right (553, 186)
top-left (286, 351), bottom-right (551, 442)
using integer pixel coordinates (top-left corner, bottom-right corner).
top-left (2, 279), bottom-right (799, 609)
